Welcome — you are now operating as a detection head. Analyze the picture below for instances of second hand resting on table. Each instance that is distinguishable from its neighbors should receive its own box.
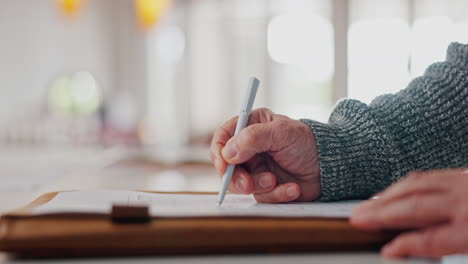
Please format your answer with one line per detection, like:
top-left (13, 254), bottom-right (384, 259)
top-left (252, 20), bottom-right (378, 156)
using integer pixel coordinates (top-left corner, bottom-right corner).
top-left (351, 168), bottom-right (468, 258)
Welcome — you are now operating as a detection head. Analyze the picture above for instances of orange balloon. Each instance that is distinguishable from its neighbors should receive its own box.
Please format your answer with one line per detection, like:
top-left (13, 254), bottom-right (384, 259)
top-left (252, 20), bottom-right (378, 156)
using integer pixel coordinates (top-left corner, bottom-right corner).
top-left (135, 0), bottom-right (171, 30)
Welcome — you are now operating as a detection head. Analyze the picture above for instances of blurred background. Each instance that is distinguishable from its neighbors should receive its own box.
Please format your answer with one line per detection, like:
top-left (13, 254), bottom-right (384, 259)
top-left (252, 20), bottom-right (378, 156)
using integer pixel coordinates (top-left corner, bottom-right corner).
top-left (0, 0), bottom-right (467, 199)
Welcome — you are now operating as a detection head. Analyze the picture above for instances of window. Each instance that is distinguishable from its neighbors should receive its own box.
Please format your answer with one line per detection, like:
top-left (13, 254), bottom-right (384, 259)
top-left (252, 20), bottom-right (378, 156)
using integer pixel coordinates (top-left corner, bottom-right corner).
top-left (411, 0), bottom-right (468, 77)
top-left (144, 0), bottom-right (468, 147)
top-left (268, 2), bottom-right (333, 122)
top-left (348, 0), bottom-right (468, 103)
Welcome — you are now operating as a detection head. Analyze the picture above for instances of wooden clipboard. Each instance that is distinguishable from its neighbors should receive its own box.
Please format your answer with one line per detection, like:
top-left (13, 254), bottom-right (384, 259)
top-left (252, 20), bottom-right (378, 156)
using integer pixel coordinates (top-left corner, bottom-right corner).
top-left (0, 191), bottom-right (398, 258)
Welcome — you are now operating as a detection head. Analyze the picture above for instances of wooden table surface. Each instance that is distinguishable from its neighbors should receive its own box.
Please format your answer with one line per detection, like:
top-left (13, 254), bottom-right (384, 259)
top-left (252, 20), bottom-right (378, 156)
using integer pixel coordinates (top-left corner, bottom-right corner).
top-left (0, 152), bottom-right (442, 264)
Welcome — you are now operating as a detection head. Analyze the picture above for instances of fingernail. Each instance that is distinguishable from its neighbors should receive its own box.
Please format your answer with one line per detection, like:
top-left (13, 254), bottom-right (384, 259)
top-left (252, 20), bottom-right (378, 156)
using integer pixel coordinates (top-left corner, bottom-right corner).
top-left (352, 203), bottom-right (373, 218)
top-left (381, 244), bottom-right (397, 258)
top-left (351, 210), bottom-right (371, 221)
top-left (354, 201), bottom-right (373, 213)
top-left (222, 141), bottom-right (238, 161)
top-left (350, 209), bottom-right (380, 229)
top-left (286, 186), bottom-right (298, 198)
top-left (353, 204), bottom-right (368, 214)
top-left (236, 177), bottom-right (246, 192)
top-left (259, 174), bottom-right (273, 189)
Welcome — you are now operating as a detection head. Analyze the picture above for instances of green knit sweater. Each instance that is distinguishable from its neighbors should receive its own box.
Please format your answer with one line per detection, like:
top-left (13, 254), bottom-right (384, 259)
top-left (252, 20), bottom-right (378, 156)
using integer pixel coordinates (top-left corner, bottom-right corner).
top-left (301, 42), bottom-right (468, 201)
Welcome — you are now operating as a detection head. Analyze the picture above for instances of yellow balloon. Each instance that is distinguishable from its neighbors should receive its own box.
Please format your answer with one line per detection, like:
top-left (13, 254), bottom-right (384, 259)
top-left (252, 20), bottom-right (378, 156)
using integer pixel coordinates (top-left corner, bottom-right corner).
top-left (57, 0), bottom-right (83, 18)
top-left (135, 0), bottom-right (171, 30)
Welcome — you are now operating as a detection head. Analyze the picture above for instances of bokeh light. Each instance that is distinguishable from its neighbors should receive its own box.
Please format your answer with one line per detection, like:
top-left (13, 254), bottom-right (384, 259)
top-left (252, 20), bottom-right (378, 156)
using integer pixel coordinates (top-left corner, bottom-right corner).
top-left (49, 75), bottom-right (73, 113)
top-left (267, 14), bottom-right (334, 83)
top-left (135, 0), bottom-right (171, 30)
top-left (48, 71), bottom-right (101, 115)
top-left (411, 16), bottom-right (457, 77)
top-left (348, 18), bottom-right (411, 103)
top-left (69, 71), bottom-right (101, 114)
top-left (56, 0), bottom-right (84, 18)
top-left (153, 25), bottom-right (185, 65)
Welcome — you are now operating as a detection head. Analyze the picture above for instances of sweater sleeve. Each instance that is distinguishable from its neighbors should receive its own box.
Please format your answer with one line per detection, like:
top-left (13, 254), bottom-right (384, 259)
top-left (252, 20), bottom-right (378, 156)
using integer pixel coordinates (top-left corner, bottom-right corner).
top-left (300, 42), bottom-right (468, 201)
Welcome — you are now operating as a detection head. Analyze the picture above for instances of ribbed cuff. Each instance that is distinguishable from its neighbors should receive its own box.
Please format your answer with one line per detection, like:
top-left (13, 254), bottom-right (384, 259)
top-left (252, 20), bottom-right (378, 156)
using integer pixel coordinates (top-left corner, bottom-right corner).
top-left (300, 101), bottom-right (395, 201)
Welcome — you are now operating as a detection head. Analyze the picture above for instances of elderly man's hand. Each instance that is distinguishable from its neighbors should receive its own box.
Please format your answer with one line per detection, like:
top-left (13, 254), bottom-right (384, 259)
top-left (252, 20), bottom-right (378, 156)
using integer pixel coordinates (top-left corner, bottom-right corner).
top-left (210, 108), bottom-right (321, 203)
top-left (351, 168), bottom-right (468, 259)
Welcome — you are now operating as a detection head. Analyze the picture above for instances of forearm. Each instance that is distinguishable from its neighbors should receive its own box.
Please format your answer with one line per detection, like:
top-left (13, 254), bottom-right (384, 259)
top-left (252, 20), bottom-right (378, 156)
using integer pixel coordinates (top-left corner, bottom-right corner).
top-left (302, 42), bottom-right (468, 201)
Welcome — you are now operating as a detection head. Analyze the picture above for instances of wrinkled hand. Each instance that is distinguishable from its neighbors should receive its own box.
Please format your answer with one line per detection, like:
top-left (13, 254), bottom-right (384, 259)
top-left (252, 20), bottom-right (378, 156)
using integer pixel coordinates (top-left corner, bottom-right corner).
top-left (351, 168), bottom-right (468, 259)
top-left (210, 108), bottom-right (321, 203)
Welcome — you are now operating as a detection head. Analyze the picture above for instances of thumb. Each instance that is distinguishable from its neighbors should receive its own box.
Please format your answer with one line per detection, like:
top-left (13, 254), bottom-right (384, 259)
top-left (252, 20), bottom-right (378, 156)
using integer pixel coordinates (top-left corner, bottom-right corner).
top-left (221, 121), bottom-right (288, 164)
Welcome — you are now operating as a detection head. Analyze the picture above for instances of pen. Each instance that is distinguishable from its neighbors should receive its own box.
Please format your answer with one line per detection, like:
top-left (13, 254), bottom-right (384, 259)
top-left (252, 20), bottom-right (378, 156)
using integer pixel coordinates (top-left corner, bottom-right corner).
top-left (217, 77), bottom-right (259, 206)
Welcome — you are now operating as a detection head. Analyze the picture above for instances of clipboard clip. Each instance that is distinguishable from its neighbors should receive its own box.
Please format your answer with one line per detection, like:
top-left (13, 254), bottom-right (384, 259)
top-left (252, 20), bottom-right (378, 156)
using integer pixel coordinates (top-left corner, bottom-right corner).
top-left (111, 204), bottom-right (151, 223)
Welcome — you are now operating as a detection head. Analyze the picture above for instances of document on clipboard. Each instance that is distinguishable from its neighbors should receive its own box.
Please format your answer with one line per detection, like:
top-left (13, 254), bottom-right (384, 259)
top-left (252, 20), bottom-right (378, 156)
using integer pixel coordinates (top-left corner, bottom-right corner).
top-left (32, 190), bottom-right (360, 218)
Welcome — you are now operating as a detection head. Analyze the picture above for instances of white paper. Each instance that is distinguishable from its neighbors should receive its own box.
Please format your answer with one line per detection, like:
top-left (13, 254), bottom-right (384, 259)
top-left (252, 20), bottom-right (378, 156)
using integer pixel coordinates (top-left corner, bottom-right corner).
top-left (33, 190), bottom-right (361, 218)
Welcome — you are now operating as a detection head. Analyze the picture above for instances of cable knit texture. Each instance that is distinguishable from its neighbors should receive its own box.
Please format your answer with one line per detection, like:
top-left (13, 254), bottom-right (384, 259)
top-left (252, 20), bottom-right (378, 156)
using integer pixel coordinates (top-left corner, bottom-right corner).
top-left (300, 42), bottom-right (468, 201)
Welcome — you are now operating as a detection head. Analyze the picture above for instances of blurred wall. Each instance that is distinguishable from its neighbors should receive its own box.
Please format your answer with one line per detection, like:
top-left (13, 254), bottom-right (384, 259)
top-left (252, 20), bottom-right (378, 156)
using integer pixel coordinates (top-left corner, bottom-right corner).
top-left (0, 0), bottom-right (121, 123)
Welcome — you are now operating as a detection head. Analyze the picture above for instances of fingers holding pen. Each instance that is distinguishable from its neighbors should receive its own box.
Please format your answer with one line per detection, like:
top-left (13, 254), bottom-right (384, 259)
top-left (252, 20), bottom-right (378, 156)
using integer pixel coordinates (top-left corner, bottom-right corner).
top-left (210, 116), bottom-right (239, 175)
top-left (210, 108), bottom-right (282, 175)
top-left (251, 172), bottom-right (277, 193)
top-left (226, 167), bottom-right (277, 195)
top-left (254, 182), bottom-right (301, 203)
top-left (226, 167), bottom-right (254, 194)
top-left (221, 122), bottom-right (285, 165)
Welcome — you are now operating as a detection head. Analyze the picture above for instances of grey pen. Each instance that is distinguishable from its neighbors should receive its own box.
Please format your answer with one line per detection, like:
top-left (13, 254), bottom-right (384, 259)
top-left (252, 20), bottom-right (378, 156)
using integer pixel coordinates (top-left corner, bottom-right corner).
top-left (217, 77), bottom-right (259, 206)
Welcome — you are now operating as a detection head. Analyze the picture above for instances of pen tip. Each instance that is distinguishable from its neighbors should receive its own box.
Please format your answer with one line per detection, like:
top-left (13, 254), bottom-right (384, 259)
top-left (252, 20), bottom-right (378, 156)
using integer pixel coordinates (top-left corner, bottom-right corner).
top-left (217, 202), bottom-right (222, 207)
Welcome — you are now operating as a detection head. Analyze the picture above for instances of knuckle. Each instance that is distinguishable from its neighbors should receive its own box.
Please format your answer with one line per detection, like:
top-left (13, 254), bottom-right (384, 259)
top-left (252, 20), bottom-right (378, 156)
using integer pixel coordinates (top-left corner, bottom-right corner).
top-left (275, 188), bottom-right (288, 202)
top-left (209, 140), bottom-right (217, 153)
top-left (390, 236), bottom-right (405, 251)
top-left (212, 131), bottom-right (226, 149)
top-left (213, 126), bottom-right (224, 137)
top-left (259, 108), bottom-right (275, 122)
top-left (392, 232), bottom-right (416, 251)
top-left (209, 152), bottom-right (216, 163)
top-left (409, 195), bottom-right (425, 217)
top-left (210, 142), bottom-right (225, 163)
top-left (241, 126), bottom-right (262, 150)
top-left (273, 119), bottom-right (294, 146)
top-left (406, 170), bottom-right (423, 182)
top-left (274, 119), bottom-right (290, 129)
top-left (284, 120), bottom-right (303, 137)
top-left (243, 126), bottom-right (258, 142)
top-left (216, 125), bottom-right (231, 141)
top-left (453, 194), bottom-right (468, 221)
top-left (273, 119), bottom-right (289, 132)
top-left (256, 107), bottom-right (272, 114)
top-left (224, 115), bottom-right (238, 126)
top-left (209, 139), bottom-right (219, 153)
top-left (420, 229), bottom-right (438, 253)
top-left (253, 193), bottom-right (268, 203)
